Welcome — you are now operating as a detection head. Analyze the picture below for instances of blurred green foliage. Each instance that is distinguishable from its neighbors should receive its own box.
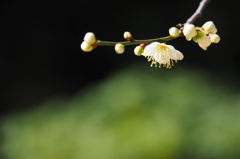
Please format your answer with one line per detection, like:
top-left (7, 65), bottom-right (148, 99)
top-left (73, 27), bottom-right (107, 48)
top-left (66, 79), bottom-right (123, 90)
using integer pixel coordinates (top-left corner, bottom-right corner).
top-left (1, 65), bottom-right (240, 159)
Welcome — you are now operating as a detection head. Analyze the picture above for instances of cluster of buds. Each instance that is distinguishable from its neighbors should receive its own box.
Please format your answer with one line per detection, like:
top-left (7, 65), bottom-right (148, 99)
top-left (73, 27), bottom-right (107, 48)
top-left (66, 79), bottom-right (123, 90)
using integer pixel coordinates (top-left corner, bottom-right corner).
top-left (81, 31), bottom-right (135, 54)
top-left (169, 21), bottom-right (220, 50)
top-left (80, 32), bottom-right (96, 52)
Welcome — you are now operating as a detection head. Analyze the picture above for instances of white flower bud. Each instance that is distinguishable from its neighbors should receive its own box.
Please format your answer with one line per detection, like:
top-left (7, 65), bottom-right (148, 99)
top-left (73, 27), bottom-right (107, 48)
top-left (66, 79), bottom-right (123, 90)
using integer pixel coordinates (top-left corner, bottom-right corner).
top-left (202, 21), bottom-right (217, 34)
top-left (83, 32), bottom-right (96, 44)
top-left (210, 34), bottom-right (220, 43)
top-left (169, 27), bottom-right (180, 38)
top-left (115, 43), bottom-right (125, 54)
top-left (134, 46), bottom-right (144, 56)
top-left (123, 31), bottom-right (133, 40)
top-left (80, 41), bottom-right (93, 52)
top-left (183, 24), bottom-right (197, 41)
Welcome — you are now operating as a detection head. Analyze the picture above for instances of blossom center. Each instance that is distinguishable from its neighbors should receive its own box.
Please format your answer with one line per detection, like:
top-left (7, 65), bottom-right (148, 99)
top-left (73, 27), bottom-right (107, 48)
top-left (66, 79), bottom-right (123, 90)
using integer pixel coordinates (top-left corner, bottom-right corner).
top-left (156, 45), bottom-right (169, 52)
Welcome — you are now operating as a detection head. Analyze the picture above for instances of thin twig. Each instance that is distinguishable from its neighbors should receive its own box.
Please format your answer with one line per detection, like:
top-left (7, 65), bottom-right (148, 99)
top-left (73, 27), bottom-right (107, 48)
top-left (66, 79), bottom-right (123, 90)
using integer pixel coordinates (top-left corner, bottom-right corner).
top-left (95, 36), bottom-right (179, 46)
top-left (186, 0), bottom-right (211, 24)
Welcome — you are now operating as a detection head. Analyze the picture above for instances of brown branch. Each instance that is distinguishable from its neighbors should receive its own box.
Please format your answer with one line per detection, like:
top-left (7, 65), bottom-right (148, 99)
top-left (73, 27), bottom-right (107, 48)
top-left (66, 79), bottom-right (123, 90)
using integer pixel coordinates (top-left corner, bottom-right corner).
top-left (186, 0), bottom-right (211, 24)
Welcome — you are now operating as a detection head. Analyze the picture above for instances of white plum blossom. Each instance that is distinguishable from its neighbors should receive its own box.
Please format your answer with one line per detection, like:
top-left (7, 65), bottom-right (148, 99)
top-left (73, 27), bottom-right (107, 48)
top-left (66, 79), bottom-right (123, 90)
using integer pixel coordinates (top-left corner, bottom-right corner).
top-left (142, 42), bottom-right (183, 68)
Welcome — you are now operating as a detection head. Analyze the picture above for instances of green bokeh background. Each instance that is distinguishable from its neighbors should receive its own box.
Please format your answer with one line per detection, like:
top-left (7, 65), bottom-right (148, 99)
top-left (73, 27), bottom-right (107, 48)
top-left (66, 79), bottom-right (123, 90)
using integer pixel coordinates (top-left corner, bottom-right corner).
top-left (1, 0), bottom-right (240, 158)
top-left (2, 65), bottom-right (240, 159)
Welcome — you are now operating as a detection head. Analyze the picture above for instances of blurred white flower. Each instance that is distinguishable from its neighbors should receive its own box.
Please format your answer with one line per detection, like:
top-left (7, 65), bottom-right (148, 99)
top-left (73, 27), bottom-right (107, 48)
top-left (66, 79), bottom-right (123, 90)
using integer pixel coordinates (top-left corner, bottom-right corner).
top-left (142, 42), bottom-right (183, 68)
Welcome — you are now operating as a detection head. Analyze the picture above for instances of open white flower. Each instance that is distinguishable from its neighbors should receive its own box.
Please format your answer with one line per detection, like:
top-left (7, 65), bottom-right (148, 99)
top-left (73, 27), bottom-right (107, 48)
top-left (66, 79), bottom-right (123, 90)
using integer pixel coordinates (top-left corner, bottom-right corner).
top-left (142, 42), bottom-right (183, 68)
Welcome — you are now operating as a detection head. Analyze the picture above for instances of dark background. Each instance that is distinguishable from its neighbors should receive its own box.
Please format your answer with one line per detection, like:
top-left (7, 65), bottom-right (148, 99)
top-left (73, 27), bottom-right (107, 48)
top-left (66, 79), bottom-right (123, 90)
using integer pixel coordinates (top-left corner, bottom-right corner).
top-left (0, 0), bottom-right (238, 114)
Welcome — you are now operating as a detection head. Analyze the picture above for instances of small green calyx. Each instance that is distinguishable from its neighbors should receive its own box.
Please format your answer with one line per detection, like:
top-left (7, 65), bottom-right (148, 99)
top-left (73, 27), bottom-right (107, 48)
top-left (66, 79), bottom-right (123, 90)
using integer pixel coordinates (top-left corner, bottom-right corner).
top-left (192, 30), bottom-right (205, 43)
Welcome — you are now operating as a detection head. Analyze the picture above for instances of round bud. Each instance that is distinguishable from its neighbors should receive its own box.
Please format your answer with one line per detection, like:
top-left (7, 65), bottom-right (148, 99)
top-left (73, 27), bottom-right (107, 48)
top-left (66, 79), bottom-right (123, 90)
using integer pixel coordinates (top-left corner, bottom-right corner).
top-left (83, 32), bottom-right (96, 44)
top-left (202, 21), bottom-right (217, 34)
top-left (123, 31), bottom-right (133, 41)
top-left (183, 24), bottom-right (197, 41)
top-left (134, 46), bottom-right (144, 56)
top-left (115, 43), bottom-right (125, 54)
top-left (210, 34), bottom-right (220, 43)
top-left (169, 27), bottom-right (180, 38)
top-left (80, 41), bottom-right (93, 52)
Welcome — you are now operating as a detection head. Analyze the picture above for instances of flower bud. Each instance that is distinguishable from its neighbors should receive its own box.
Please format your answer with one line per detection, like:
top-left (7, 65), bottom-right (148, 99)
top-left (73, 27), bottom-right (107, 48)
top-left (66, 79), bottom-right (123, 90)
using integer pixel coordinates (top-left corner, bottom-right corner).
top-left (83, 32), bottom-right (96, 44)
top-left (210, 34), bottom-right (220, 43)
top-left (123, 31), bottom-right (133, 41)
top-left (134, 45), bottom-right (144, 56)
top-left (169, 27), bottom-right (180, 38)
top-left (115, 43), bottom-right (125, 54)
top-left (202, 21), bottom-right (217, 34)
top-left (80, 41), bottom-right (93, 52)
top-left (183, 24), bottom-right (197, 41)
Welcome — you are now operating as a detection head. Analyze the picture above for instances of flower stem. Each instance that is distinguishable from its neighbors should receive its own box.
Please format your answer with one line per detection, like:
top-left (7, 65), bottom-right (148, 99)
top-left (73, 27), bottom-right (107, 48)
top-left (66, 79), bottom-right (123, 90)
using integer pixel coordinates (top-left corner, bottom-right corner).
top-left (95, 35), bottom-right (180, 46)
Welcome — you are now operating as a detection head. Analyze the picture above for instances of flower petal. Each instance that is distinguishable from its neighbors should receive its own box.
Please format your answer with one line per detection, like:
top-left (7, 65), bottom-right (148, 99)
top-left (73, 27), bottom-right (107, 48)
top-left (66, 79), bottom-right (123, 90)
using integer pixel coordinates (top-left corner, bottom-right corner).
top-left (171, 50), bottom-right (184, 60)
top-left (198, 35), bottom-right (211, 50)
